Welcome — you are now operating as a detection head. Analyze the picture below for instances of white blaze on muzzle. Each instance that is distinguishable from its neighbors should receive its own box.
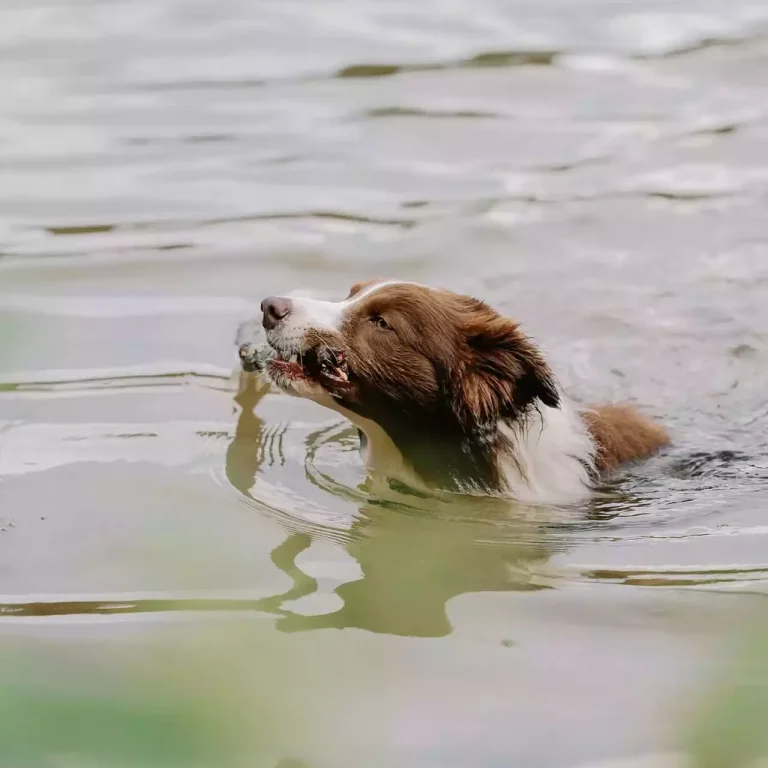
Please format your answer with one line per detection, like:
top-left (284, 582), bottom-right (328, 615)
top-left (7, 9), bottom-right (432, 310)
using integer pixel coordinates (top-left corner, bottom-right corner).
top-left (267, 281), bottom-right (421, 351)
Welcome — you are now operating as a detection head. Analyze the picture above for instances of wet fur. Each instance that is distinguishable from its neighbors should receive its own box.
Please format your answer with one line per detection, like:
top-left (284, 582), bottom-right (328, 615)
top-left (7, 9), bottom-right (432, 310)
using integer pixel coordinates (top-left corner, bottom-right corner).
top-left (582, 404), bottom-right (670, 472)
top-left (243, 281), bottom-right (669, 502)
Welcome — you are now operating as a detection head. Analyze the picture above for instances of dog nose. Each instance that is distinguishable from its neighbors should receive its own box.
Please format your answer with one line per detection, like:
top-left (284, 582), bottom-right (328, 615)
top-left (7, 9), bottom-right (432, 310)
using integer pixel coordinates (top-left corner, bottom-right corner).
top-left (261, 296), bottom-right (292, 330)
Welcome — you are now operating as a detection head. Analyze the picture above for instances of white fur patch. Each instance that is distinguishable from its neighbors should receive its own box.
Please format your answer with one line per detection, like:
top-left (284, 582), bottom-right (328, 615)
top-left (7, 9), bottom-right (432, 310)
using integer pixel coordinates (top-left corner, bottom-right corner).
top-left (498, 397), bottom-right (596, 505)
top-left (270, 281), bottom-right (423, 350)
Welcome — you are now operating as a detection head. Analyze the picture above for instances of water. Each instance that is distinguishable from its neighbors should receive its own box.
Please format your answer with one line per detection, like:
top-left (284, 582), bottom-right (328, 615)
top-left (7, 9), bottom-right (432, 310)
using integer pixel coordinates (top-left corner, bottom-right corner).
top-left (1, 1), bottom-right (768, 766)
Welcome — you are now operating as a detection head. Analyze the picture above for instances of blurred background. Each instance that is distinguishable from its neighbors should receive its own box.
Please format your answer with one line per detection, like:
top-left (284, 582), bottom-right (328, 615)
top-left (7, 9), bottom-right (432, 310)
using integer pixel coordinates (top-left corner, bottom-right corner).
top-left (1, 1), bottom-right (768, 767)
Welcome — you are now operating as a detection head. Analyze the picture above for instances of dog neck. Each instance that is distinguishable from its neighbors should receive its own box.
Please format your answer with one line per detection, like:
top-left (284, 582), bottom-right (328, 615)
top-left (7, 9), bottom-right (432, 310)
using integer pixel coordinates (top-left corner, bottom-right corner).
top-left (339, 396), bottom-right (596, 502)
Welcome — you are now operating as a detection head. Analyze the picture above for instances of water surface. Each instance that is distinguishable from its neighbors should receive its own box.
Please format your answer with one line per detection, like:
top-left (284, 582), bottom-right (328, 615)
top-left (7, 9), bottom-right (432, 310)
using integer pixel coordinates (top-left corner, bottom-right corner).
top-left (1, 1), bottom-right (768, 766)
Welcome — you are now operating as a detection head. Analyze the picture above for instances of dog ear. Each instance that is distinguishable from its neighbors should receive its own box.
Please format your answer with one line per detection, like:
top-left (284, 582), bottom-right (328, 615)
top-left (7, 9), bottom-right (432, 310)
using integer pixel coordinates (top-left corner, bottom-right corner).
top-left (453, 306), bottom-right (559, 430)
top-left (346, 279), bottom-right (380, 299)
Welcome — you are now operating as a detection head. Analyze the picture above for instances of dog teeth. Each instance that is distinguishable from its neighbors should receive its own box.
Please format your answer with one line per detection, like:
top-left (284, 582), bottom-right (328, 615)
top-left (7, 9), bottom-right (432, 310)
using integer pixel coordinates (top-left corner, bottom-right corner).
top-left (324, 367), bottom-right (348, 383)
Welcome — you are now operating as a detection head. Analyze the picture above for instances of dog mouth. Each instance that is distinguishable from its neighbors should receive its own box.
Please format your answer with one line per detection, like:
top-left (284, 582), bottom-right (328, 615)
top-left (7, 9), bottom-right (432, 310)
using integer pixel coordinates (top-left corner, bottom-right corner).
top-left (266, 344), bottom-right (351, 394)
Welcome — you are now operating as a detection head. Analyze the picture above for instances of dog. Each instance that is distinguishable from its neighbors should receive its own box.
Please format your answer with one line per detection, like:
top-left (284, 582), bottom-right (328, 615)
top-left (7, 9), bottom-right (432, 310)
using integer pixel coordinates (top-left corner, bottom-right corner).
top-left (237, 280), bottom-right (669, 504)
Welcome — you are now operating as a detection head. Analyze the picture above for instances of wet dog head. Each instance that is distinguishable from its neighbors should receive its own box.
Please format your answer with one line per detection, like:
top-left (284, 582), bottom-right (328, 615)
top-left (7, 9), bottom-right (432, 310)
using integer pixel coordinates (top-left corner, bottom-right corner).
top-left (250, 280), bottom-right (559, 440)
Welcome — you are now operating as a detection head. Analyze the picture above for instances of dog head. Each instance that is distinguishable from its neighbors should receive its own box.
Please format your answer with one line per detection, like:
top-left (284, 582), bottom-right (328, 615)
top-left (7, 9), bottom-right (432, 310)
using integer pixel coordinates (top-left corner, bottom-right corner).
top-left (256, 280), bottom-right (559, 439)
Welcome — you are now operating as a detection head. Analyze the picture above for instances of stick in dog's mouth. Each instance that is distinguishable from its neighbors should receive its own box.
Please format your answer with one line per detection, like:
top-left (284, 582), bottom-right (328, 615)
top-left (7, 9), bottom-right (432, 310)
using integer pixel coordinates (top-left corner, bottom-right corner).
top-left (238, 341), bottom-right (350, 391)
top-left (237, 342), bottom-right (273, 374)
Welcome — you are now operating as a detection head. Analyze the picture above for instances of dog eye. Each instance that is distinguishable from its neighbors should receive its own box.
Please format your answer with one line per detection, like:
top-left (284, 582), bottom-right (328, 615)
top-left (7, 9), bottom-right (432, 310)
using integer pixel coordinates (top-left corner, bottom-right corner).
top-left (371, 315), bottom-right (391, 330)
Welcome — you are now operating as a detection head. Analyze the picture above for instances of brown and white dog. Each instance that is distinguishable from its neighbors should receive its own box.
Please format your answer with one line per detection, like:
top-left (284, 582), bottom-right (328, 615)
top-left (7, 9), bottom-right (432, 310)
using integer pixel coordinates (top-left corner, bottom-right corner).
top-left (237, 280), bottom-right (669, 504)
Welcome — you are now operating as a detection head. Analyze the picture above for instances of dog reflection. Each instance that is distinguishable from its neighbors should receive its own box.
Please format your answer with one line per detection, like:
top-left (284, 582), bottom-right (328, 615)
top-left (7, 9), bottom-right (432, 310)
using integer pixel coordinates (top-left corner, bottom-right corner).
top-left (227, 373), bottom-right (552, 638)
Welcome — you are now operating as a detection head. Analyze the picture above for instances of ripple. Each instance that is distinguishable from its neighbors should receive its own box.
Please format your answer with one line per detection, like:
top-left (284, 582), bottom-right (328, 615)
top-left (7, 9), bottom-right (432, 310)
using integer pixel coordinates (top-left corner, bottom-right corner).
top-left (0, 594), bottom-right (280, 619)
top-left (222, 414), bottom-right (368, 539)
top-left (0, 363), bottom-right (233, 397)
top-left (0, 420), bottom-right (234, 477)
top-left (45, 224), bottom-right (116, 236)
top-left (203, 210), bottom-right (416, 228)
top-left (579, 564), bottom-right (768, 591)
top-left (363, 107), bottom-right (500, 119)
top-left (335, 50), bottom-right (558, 79)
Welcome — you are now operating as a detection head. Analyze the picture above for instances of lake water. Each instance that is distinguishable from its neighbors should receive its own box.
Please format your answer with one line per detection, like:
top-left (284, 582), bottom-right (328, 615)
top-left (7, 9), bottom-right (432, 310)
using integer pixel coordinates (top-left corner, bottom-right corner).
top-left (1, 1), bottom-right (768, 766)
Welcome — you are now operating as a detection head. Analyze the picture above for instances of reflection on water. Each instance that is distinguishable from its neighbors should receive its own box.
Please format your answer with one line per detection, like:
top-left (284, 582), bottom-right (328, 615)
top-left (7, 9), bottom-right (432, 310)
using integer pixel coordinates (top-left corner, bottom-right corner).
top-left (229, 383), bottom-right (552, 638)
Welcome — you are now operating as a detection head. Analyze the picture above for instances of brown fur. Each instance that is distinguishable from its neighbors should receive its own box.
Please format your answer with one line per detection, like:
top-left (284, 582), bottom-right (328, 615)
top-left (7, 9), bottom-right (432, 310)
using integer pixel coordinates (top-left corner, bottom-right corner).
top-left (456, 299), bottom-right (559, 427)
top-left (582, 405), bottom-right (670, 471)
top-left (336, 283), bottom-right (559, 430)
